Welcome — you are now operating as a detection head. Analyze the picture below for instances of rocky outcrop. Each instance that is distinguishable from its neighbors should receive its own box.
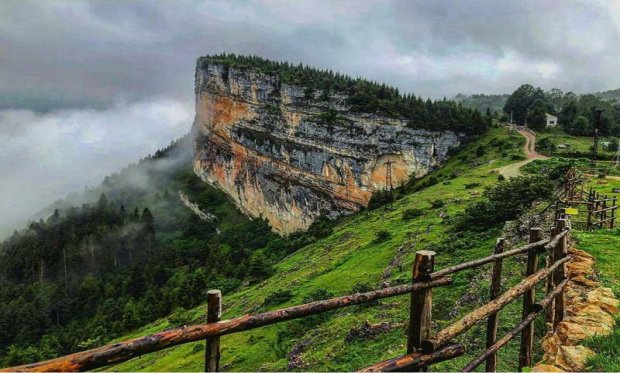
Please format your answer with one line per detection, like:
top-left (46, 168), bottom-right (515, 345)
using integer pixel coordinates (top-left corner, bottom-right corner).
top-left (192, 60), bottom-right (462, 234)
top-left (178, 190), bottom-right (221, 234)
top-left (533, 247), bottom-right (619, 372)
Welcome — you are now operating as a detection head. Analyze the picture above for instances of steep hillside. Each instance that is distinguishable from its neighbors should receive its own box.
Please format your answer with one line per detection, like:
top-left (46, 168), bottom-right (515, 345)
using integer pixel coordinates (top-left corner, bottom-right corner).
top-left (105, 127), bottom-right (551, 372)
top-left (193, 54), bottom-right (489, 234)
top-left (0, 136), bottom-right (297, 367)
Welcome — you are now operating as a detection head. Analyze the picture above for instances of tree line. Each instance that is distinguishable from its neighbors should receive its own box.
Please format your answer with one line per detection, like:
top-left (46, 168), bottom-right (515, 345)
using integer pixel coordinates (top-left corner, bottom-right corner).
top-left (202, 54), bottom-right (490, 135)
top-left (503, 84), bottom-right (620, 135)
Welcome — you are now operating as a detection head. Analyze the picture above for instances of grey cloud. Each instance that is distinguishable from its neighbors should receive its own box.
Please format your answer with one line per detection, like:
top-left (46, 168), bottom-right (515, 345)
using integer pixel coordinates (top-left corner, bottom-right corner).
top-left (0, 100), bottom-right (192, 237)
top-left (2, 0), bottom-right (619, 112)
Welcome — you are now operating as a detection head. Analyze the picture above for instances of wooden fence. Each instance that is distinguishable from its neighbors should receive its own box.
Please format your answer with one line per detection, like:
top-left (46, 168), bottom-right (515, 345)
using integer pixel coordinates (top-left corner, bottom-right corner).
top-left (556, 168), bottom-right (617, 229)
top-left (4, 216), bottom-right (574, 372)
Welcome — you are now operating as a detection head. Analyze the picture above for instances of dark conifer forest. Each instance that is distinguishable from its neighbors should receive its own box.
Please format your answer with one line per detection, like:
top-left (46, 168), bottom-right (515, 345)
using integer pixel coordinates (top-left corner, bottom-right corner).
top-left (0, 136), bottom-right (332, 366)
top-left (202, 54), bottom-right (490, 135)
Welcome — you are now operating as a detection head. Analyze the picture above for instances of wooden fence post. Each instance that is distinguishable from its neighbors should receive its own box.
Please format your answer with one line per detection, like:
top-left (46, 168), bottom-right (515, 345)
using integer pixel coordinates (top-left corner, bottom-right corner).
top-left (407, 250), bottom-right (436, 371)
top-left (519, 228), bottom-right (542, 371)
top-left (587, 189), bottom-right (594, 230)
top-left (485, 238), bottom-right (505, 372)
top-left (205, 290), bottom-right (222, 372)
top-left (553, 220), bottom-right (568, 329)
top-left (612, 197), bottom-right (617, 229)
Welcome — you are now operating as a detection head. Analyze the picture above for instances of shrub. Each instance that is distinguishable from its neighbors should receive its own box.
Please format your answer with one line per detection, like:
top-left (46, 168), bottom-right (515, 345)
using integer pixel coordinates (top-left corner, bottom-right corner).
top-left (351, 282), bottom-right (374, 294)
top-left (454, 175), bottom-right (554, 231)
top-left (373, 230), bottom-right (391, 243)
top-left (167, 308), bottom-right (194, 327)
top-left (464, 182), bottom-right (481, 189)
top-left (430, 199), bottom-right (445, 209)
top-left (476, 145), bottom-right (486, 157)
top-left (537, 137), bottom-right (557, 153)
top-left (402, 208), bottom-right (424, 220)
top-left (497, 174), bottom-right (506, 181)
top-left (262, 289), bottom-right (294, 307)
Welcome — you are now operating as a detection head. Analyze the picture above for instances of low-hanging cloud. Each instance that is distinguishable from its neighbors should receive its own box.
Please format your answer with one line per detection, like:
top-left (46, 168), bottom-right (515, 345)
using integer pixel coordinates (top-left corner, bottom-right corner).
top-left (0, 99), bottom-right (193, 237)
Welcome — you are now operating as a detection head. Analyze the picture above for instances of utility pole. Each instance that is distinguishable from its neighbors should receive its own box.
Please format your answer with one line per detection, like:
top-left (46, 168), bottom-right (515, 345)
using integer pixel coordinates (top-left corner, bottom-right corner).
top-left (615, 138), bottom-right (620, 167)
top-left (591, 108), bottom-right (602, 175)
top-left (385, 161), bottom-right (395, 192)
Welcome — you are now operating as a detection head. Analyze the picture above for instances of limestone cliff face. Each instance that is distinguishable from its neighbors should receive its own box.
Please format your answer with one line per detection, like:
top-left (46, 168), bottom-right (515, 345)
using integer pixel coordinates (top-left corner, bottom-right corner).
top-left (192, 60), bottom-right (463, 234)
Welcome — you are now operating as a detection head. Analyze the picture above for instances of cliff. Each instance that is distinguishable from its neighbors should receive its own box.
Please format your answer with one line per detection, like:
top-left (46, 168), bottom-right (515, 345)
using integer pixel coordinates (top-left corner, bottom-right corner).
top-left (192, 58), bottom-right (464, 234)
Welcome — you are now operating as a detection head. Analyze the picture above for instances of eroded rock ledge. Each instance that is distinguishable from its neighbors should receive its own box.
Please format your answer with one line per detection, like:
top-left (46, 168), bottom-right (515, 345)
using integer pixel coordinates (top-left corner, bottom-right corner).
top-left (192, 61), bottom-right (462, 234)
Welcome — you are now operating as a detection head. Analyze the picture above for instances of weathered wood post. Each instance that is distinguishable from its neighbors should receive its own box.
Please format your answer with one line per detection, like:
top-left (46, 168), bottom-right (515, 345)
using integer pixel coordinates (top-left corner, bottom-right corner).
top-left (519, 228), bottom-right (542, 370)
top-left (553, 219), bottom-right (568, 329)
top-left (407, 250), bottom-right (436, 371)
top-left (600, 196), bottom-right (607, 229)
top-left (485, 238), bottom-right (505, 372)
top-left (205, 290), bottom-right (222, 372)
top-left (612, 197), bottom-right (617, 229)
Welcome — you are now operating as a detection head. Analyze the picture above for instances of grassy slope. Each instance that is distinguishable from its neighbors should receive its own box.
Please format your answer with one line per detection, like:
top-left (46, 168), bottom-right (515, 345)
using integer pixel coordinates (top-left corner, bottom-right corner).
top-left (577, 177), bottom-right (620, 371)
top-left (105, 127), bottom-right (539, 371)
top-left (538, 130), bottom-right (616, 157)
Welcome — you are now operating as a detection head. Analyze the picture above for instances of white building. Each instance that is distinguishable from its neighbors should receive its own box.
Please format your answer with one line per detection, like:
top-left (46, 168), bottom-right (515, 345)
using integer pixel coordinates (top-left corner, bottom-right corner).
top-left (546, 114), bottom-right (558, 128)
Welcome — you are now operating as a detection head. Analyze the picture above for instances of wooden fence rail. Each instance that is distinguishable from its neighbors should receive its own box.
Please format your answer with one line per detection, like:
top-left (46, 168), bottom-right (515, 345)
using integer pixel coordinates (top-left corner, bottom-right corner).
top-left (559, 176), bottom-right (617, 230)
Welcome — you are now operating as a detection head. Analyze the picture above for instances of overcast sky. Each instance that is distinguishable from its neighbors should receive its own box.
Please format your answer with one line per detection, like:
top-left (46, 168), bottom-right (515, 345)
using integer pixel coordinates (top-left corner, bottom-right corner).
top-left (1, 0), bottom-right (619, 235)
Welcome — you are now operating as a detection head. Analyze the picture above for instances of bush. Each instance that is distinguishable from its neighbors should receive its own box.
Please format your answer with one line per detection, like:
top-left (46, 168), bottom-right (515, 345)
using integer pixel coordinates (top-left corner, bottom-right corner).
top-left (537, 137), bottom-right (557, 153)
top-left (430, 199), bottom-right (445, 209)
top-left (368, 189), bottom-right (394, 209)
top-left (464, 182), bottom-right (481, 189)
top-left (373, 230), bottom-right (392, 243)
top-left (402, 208), bottom-right (423, 221)
top-left (262, 289), bottom-right (294, 307)
top-left (351, 282), bottom-right (374, 293)
top-left (454, 175), bottom-right (554, 231)
top-left (167, 308), bottom-right (194, 327)
top-left (476, 145), bottom-right (486, 157)
top-left (497, 174), bottom-right (506, 181)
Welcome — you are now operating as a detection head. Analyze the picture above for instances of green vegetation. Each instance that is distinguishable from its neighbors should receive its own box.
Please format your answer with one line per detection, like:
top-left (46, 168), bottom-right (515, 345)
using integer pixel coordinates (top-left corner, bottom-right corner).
top-left (574, 229), bottom-right (620, 372)
top-left (536, 131), bottom-right (618, 160)
top-left (201, 54), bottom-right (490, 135)
top-left (88, 127), bottom-right (563, 372)
top-left (0, 136), bottom-right (335, 367)
top-left (503, 84), bottom-right (620, 135)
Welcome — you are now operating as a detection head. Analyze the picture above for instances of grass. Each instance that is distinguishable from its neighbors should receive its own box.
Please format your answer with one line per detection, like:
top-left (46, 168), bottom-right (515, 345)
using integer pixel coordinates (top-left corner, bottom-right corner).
top-left (573, 229), bottom-right (620, 371)
top-left (537, 130), bottom-right (617, 160)
top-left (101, 127), bottom-right (556, 371)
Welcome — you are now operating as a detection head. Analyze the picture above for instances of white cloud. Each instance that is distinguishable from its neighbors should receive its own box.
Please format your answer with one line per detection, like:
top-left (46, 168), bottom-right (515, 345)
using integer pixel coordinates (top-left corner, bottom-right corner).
top-left (0, 99), bottom-right (193, 235)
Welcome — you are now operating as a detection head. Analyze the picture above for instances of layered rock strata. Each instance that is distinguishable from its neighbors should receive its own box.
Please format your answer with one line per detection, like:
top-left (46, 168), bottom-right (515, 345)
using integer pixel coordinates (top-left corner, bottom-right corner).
top-left (192, 60), bottom-right (462, 233)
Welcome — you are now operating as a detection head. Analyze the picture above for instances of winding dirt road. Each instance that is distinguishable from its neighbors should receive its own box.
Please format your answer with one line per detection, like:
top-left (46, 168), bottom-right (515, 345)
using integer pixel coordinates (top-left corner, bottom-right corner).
top-left (497, 128), bottom-right (548, 178)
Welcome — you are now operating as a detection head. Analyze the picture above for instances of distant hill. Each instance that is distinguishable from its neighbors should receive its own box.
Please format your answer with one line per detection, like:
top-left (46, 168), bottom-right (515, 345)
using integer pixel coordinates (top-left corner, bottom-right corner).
top-left (454, 93), bottom-right (510, 113)
top-left (593, 88), bottom-right (620, 103)
top-left (455, 88), bottom-right (620, 115)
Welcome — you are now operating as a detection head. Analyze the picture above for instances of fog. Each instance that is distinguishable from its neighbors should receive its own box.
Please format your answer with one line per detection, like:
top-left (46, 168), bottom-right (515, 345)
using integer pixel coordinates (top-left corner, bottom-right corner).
top-left (0, 100), bottom-right (192, 237)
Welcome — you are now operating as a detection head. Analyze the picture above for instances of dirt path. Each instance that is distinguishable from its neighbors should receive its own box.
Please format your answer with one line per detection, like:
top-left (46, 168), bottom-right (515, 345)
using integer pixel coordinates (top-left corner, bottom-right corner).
top-left (497, 128), bottom-right (548, 178)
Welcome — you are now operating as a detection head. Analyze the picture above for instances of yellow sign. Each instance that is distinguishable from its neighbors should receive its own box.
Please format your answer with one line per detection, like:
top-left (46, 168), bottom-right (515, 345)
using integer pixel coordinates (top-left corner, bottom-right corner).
top-left (565, 208), bottom-right (579, 215)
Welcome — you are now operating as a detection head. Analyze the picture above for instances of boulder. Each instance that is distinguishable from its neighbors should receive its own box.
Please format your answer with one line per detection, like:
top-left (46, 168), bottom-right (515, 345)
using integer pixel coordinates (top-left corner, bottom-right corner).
top-left (554, 345), bottom-right (595, 371)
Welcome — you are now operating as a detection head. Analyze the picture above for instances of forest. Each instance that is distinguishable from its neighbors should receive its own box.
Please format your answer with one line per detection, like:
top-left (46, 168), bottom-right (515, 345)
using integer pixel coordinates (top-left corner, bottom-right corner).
top-left (503, 84), bottom-right (620, 135)
top-left (202, 54), bottom-right (490, 135)
top-left (0, 137), bottom-right (333, 366)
